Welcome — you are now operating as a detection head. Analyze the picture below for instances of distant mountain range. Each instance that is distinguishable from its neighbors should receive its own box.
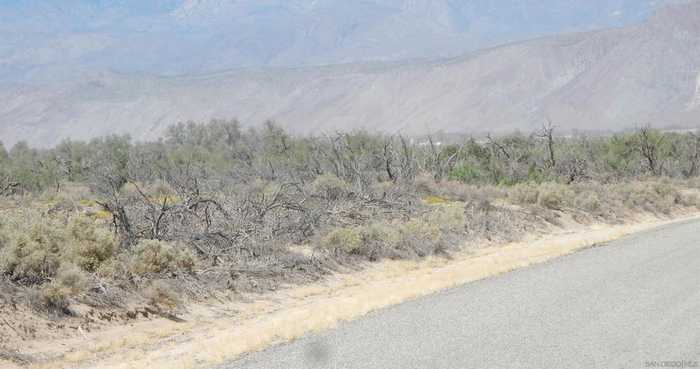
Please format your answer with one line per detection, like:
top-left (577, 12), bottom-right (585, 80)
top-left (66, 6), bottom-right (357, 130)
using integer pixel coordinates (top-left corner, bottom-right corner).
top-left (1, 1), bottom-right (700, 147)
top-left (0, 0), bottom-right (674, 82)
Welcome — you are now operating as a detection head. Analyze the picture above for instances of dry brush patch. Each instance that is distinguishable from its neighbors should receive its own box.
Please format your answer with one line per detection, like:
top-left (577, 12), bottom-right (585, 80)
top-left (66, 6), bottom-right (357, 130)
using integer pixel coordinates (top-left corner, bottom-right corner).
top-left (2, 122), bottom-right (700, 367)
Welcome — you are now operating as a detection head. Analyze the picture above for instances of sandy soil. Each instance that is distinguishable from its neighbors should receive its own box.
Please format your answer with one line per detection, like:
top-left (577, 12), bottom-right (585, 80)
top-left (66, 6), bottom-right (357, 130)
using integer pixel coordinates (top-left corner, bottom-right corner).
top-left (2, 210), bottom-right (699, 369)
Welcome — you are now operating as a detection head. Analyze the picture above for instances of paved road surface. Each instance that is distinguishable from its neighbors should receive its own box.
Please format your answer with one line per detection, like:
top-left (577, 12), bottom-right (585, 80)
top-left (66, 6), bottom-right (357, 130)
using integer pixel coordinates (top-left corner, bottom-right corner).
top-left (221, 219), bottom-right (700, 369)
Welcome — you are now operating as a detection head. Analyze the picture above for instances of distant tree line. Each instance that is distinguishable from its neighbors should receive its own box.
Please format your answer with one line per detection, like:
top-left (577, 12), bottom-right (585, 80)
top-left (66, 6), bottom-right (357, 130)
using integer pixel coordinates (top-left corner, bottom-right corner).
top-left (1, 121), bottom-right (699, 198)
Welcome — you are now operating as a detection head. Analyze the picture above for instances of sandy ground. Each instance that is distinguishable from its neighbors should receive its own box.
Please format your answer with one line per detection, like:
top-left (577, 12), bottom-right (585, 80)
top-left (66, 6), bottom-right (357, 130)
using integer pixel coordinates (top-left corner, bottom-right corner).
top-left (3, 210), bottom-right (699, 369)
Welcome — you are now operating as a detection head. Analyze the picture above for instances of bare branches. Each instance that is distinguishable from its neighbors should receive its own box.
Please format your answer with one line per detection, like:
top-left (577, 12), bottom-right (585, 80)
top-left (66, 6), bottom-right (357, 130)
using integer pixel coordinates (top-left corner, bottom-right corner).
top-left (0, 176), bottom-right (19, 196)
top-left (684, 131), bottom-right (700, 178)
top-left (637, 126), bottom-right (666, 175)
top-left (537, 120), bottom-right (556, 169)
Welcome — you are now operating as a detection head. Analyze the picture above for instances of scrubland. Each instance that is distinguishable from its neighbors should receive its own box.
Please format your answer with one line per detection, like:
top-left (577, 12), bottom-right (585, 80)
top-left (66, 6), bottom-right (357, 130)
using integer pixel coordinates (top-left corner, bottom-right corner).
top-left (1, 121), bottom-right (699, 366)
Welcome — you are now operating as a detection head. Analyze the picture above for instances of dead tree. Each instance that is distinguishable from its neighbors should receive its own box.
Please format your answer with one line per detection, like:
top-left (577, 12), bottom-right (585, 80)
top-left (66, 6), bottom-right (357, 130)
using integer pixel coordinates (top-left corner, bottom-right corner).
top-left (383, 138), bottom-right (396, 182)
top-left (537, 121), bottom-right (556, 169)
top-left (684, 132), bottom-right (700, 178)
top-left (638, 126), bottom-right (665, 175)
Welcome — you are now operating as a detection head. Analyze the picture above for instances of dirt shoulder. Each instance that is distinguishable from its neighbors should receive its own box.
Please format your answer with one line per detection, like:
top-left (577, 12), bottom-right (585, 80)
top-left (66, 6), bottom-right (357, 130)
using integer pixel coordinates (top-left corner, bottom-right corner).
top-left (3, 210), bottom-right (698, 369)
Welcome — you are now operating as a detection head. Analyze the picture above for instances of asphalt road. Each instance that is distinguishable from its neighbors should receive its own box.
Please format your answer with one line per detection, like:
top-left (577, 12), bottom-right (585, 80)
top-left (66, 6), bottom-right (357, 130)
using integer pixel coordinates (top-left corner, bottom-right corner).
top-left (221, 219), bottom-right (700, 369)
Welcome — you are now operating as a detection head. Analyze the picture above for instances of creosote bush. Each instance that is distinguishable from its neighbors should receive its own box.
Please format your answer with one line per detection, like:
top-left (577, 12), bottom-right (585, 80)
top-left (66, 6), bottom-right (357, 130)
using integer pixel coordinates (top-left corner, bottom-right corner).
top-left (536, 183), bottom-right (573, 210)
top-left (0, 215), bottom-right (65, 284)
top-left (129, 240), bottom-right (196, 276)
top-left (143, 280), bottom-right (181, 312)
top-left (310, 174), bottom-right (351, 201)
top-left (318, 228), bottom-right (362, 254)
top-left (317, 205), bottom-right (460, 260)
top-left (0, 213), bottom-right (117, 284)
top-left (67, 217), bottom-right (117, 272)
top-left (31, 265), bottom-right (88, 314)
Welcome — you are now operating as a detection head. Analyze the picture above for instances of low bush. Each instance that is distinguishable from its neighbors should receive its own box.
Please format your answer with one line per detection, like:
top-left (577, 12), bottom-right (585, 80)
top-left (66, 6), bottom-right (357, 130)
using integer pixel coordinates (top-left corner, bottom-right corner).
top-left (129, 240), bottom-right (196, 276)
top-left (30, 265), bottom-right (88, 314)
top-left (317, 227), bottom-right (362, 254)
top-left (310, 174), bottom-right (351, 201)
top-left (573, 190), bottom-right (602, 213)
top-left (317, 212), bottom-right (450, 260)
top-left (0, 213), bottom-right (117, 284)
top-left (143, 280), bottom-right (181, 312)
top-left (508, 183), bottom-right (539, 205)
top-left (621, 181), bottom-right (679, 214)
top-left (508, 182), bottom-right (573, 210)
top-left (536, 183), bottom-right (573, 210)
top-left (0, 215), bottom-right (64, 284)
top-left (67, 217), bottom-right (117, 272)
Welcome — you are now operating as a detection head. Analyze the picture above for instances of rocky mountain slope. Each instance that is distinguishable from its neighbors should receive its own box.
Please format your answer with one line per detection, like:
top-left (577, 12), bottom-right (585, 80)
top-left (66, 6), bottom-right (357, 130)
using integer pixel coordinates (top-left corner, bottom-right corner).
top-left (1, 1), bottom-right (699, 147)
top-left (0, 0), bottom-right (667, 82)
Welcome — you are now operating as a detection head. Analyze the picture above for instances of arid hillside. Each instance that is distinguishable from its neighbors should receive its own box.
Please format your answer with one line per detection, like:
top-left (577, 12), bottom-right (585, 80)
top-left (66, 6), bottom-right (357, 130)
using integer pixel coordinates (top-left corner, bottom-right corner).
top-left (1, 2), bottom-right (699, 147)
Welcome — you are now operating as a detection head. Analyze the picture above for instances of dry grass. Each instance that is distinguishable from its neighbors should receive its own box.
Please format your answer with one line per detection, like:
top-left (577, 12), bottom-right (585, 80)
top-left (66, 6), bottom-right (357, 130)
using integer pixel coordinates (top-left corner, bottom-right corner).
top-left (14, 212), bottom-right (700, 369)
top-left (2, 177), bottom-right (700, 368)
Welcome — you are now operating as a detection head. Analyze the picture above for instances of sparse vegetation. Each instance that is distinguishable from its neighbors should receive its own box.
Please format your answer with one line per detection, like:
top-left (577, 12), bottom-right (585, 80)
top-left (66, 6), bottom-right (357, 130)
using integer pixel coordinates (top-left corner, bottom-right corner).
top-left (0, 120), bottom-right (699, 324)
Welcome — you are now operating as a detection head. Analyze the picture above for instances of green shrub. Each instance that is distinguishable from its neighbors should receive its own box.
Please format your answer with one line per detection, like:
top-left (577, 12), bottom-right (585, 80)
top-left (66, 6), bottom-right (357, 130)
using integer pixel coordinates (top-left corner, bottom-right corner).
top-left (449, 164), bottom-right (482, 183)
top-left (0, 217), bottom-right (64, 283)
top-left (0, 213), bottom-right (117, 284)
top-left (318, 227), bottom-right (362, 253)
top-left (130, 240), bottom-right (196, 275)
top-left (399, 219), bottom-right (441, 243)
top-left (66, 217), bottom-right (117, 272)
top-left (34, 283), bottom-right (70, 313)
top-left (310, 174), bottom-right (351, 200)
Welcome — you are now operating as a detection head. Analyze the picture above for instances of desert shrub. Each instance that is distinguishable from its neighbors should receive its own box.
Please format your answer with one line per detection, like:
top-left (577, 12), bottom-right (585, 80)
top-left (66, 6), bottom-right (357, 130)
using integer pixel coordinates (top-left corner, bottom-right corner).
top-left (32, 284), bottom-right (70, 313)
top-left (463, 198), bottom-right (526, 242)
top-left (354, 223), bottom-right (401, 259)
top-left (66, 217), bottom-right (117, 272)
top-left (400, 219), bottom-right (441, 243)
top-left (130, 240), bottom-right (196, 275)
top-left (392, 218), bottom-right (444, 257)
top-left (30, 265), bottom-right (88, 314)
top-left (143, 280), bottom-right (181, 312)
top-left (318, 216), bottom-right (448, 259)
top-left (449, 164), bottom-right (482, 183)
top-left (0, 213), bottom-right (117, 284)
top-left (536, 183), bottom-right (573, 210)
top-left (621, 181), bottom-right (679, 214)
top-left (359, 223), bottom-right (399, 246)
top-left (508, 182), bottom-right (573, 210)
top-left (55, 264), bottom-right (89, 295)
top-left (508, 183), bottom-right (539, 205)
top-left (415, 174), bottom-right (505, 203)
top-left (0, 216), bottom-right (64, 283)
top-left (573, 190), bottom-right (602, 213)
top-left (413, 174), bottom-right (436, 194)
top-left (310, 174), bottom-right (351, 201)
top-left (678, 191), bottom-right (700, 208)
top-left (423, 204), bottom-right (466, 233)
top-left (317, 227), bottom-right (362, 253)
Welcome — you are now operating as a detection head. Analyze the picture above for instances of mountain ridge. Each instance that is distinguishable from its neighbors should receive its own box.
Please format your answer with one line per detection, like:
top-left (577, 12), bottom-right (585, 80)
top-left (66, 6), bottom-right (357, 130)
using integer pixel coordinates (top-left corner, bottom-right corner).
top-left (1, 1), bottom-right (700, 147)
top-left (0, 0), bottom-right (673, 83)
